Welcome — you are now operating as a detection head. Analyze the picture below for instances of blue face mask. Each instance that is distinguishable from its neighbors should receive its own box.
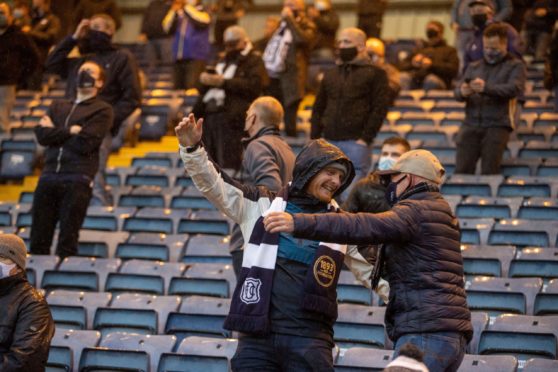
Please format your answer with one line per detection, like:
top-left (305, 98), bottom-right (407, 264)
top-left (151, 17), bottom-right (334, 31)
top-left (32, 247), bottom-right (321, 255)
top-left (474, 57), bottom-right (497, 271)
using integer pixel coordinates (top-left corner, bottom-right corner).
top-left (385, 175), bottom-right (407, 206)
top-left (0, 262), bottom-right (16, 278)
top-left (378, 156), bottom-right (397, 171)
top-left (484, 50), bottom-right (504, 64)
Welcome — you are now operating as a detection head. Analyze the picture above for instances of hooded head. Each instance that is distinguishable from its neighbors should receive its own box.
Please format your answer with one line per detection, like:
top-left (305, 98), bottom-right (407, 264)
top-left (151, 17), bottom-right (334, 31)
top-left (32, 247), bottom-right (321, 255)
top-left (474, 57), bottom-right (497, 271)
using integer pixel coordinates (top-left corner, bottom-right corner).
top-left (0, 234), bottom-right (27, 278)
top-left (290, 139), bottom-right (355, 203)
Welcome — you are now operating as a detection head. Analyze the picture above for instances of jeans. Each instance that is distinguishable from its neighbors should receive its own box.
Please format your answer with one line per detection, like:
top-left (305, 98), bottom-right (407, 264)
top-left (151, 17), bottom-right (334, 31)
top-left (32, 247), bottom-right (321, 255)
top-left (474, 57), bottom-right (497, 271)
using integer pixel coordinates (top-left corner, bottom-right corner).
top-left (146, 37), bottom-right (173, 70)
top-left (327, 139), bottom-right (371, 201)
top-left (394, 332), bottom-right (467, 372)
top-left (455, 125), bottom-right (510, 175)
top-left (267, 78), bottom-right (300, 137)
top-left (231, 333), bottom-right (334, 371)
top-left (30, 178), bottom-right (93, 259)
top-left (0, 84), bottom-right (16, 133)
top-left (91, 134), bottom-right (113, 206)
top-left (522, 30), bottom-right (552, 61)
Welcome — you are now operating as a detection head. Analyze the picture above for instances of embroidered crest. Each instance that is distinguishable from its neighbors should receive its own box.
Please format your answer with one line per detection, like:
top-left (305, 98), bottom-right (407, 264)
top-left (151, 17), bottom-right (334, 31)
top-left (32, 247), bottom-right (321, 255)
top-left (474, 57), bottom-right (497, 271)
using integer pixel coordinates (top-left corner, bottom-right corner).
top-left (313, 255), bottom-right (336, 288)
top-left (240, 277), bottom-right (262, 304)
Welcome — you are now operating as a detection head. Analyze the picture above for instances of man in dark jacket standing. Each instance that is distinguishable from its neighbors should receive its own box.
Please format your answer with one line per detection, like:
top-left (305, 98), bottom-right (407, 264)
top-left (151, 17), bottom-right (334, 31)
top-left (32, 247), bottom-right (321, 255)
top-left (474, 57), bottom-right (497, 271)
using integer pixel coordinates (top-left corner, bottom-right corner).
top-left (30, 61), bottom-right (113, 258)
top-left (311, 27), bottom-right (388, 199)
top-left (46, 13), bottom-right (141, 205)
top-left (399, 21), bottom-right (459, 90)
top-left (139, 0), bottom-right (173, 71)
top-left (357, 0), bottom-right (387, 38)
top-left (455, 23), bottom-right (526, 175)
top-left (192, 25), bottom-right (268, 170)
top-left (264, 149), bottom-right (473, 372)
top-left (0, 234), bottom-right (55, 371)
top-left (0, 2), bottom-right (40, 133)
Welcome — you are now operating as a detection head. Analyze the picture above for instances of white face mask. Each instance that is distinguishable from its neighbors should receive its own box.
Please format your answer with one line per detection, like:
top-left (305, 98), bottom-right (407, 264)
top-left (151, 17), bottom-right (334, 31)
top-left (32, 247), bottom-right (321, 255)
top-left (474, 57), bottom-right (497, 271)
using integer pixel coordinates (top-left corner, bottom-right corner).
top-left (0, 262), bottom-right (16, 278)
top-left (378, 156), bottom-right (397, 171)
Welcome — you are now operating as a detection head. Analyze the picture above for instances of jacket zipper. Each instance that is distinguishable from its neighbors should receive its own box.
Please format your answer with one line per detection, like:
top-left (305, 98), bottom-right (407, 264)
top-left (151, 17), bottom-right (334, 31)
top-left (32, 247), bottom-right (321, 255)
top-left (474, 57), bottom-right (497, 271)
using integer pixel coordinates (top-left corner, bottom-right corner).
top-left (55, 102), bottom-right (78, 173)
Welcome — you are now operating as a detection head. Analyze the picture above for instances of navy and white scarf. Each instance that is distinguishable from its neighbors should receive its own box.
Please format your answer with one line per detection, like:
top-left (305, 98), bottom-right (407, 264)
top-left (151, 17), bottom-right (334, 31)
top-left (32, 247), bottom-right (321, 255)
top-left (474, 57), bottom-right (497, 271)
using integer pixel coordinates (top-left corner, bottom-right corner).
top-left (223, 188), bottom-right (347, 335)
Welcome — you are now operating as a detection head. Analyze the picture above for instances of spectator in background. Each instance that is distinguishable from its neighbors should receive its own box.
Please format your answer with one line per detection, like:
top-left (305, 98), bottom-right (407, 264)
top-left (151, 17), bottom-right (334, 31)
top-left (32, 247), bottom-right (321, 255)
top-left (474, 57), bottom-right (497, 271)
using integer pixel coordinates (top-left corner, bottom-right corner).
top-left (308, 0), bottom-right (339, 58)
top-left (544, 31), bottom-right (558, 112)
top-left (139, 0), bottom-right (174, 71)
top-left (31, 61), bottom-right (112, 258)
top-left (22, 0), bottom-right (61, 91)
top-left (509, 0), bottom-right (531, 32)
top-left (0, 234), bottom-right (55, 371)
top-left (344, 137), bottom-right (411, 215)
top-left (522, 1), bottom-right (558, 62)
top-left (357, 0), bottom-right (388, 38)
top-left (399, 20), bottom-right (459, 90)
top-left (74, 0), bottom-right (122, 30)
top-left (451, 0), bottom-right (513, 69)
top-left (229, 96), bottom-right (296, 278)
top-left (11, 0), bottom-right (31, 30)
top-left (192, 25), bottom-right (268, 170)
top-left (463, 0), bottom-right (523, 72)
top-left (263, 0), bottom-right (316, 137)
top-left (0, 2), bottom-right (40, 134)
top-left (253, 16), bottom-right (280, 53)
top-left (366, 37), bottom-right (401, 106)
top-left (311, 28), bottom-right (388, 199)
top-left (51, 0), bottom-right (77, 36)
top-left (212, 0), bottom-right (251, 49)
top-left (163, 0), bottom-right (211, 90)
top-left (45, 14), bottom-right (142, 205)
top-left (455, 23), bottom-right (526, 175)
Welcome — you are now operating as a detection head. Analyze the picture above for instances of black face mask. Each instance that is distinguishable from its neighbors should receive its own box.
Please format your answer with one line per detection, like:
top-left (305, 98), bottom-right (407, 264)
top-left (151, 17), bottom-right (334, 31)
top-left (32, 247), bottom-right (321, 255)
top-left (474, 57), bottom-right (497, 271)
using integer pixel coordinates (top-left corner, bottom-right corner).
top-left (78, 30), bottom-right (112, 54)
top-left (338, 47), bottom-right (358, 63)
top-left (385, 175), bottom-right (407, 206)
top-left (471, 13), bottom-right (488, 28)
top-left (426, 28), bottom-right (439, 39)
top-left (225, 49), bottom-right (241, 61)
top-left (77, 70), bottom-right (96, 88)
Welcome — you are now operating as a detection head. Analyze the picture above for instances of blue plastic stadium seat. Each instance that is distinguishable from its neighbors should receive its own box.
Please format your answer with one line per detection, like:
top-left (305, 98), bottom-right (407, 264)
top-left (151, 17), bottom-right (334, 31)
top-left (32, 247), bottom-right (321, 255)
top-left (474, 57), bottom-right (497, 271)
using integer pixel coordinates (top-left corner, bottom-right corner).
top-left (456, 197), bottom-right (521, 219)
top-left (48, 330), bottom-right (101, 372)
top-left (182, 235), bottom-right (231, 264)
top-left (509, 248), bottom-right (558, 281)
top-left (158, 336), bottom-right (237, 372)
top-left (0, 150), bottom-right (35, 180)
top-left (123, 207), bottom-right (187, 234)
top-left (457, 354), bottom-right (517, 372)
top-left (518, 198), bottom-right (558, 220)
top-left (120, 259), bottom-right (186, 294)
top-left (459, 218), bottom-right (494, 245)
top-left (93, 307), bottom-right (159, 337)
top-left (59, 256), bottom-right (121, 291)
top-left (79, 347), bottom-right (149, 372)
top-left (488, 219), bottom-right (555, 248)
top-left (138, 105), bottom-right (170, 141)
top-left (117, 233), bottom-right (186, 262)
top-left (171, 187), bottom-right (216, 210)
top-left (82, 206), bottom-right (136, 232)
top-left (467, 312), bottom-right (489, 355)
top-left (336, 270), bottom-right (373, 306)
top-left (42, 270), bottom-right (99, 292)
top-left (118, 186), bottom-right (171, 208)
top-left (77, 230), bottom-right (129, 258)
top-left (105, 272), bottom-right (165, 295)
top-left (534, 279), bottom-right (558, 315)
top-left (334, 304), bottom-right (387, 349)
top-left (335, 347), bottom-right (393, 371)
top-left (442, 175), bottom-right (503, 197)
top-left (131, 156), bottom-right (173, 169)
top-left (26, 254), bottom-right (59, 288)
top-left (47, 290), bottom-right (112, 329)
top-left (111, 293), bottom-right (180, 334)
top-left (178, 211), bottom-right (231, 236)
top-left (497, 176), bottom-right (553, 198)
top-left (523, 357), bottom-right (558, 371)
top-left (461, 245), bottom-right (516, 278)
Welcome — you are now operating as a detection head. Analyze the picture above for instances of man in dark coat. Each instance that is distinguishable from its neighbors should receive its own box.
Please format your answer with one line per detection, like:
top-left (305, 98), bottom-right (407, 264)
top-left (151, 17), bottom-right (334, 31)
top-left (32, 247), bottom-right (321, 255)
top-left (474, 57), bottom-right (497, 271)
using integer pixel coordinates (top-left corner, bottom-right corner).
top-left (0, 234), bottom-right (55, 372)
top-left (192, 25), bottom-right (268, 170)
top-left (264, 149), bottom-right (473, 372)
top-left (398, 20), bottom-right (459, 90)
top-left (522, 0), bottom-right (558, 61)
top-left (357, 0), bottom-right (387, 38)
top-left (308, 0), bottom-right (339, 55)
top-left (139, 0), bottom-right (173, 70)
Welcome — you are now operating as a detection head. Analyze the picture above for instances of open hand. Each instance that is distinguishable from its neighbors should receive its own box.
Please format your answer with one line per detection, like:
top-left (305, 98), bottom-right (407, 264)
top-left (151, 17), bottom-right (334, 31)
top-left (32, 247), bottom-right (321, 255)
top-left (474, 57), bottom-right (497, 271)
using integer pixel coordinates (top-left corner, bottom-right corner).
top-left (73, 19), bottom-right (90, 39)
top-left (263, 212), bottom-right (295, 234)
top-left (70, 125), bottom-right (82, 134)
top-left (175, 113), bottom-right (203, 147)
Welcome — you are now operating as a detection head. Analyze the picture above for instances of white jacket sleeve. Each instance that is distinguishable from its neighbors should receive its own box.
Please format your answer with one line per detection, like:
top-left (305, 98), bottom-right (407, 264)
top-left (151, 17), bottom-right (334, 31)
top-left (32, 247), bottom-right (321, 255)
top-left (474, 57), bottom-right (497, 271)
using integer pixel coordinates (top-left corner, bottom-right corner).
top-left (344, 245), bottom-right (390, 304)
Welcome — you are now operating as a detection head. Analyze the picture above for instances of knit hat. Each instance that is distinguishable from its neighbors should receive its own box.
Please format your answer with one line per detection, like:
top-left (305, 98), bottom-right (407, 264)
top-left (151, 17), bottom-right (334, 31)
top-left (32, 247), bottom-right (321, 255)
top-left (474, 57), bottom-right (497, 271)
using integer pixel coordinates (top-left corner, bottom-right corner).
top-left (0, 234), bottom-right (27, 270)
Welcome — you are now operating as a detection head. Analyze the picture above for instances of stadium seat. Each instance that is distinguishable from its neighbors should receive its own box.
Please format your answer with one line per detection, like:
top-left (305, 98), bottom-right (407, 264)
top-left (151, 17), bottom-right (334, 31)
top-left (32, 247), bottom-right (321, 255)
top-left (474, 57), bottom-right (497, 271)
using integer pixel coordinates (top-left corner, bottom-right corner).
top-left (465, 276), bottom-right (543, 316)
top-left (123, 207), bottom-right (187, 234)
top-left (335, 347), bottom-right (394, 371)
top-left (456, 197), bottom-right (521, 219)
top-left (174, 173), bottom-right (194, 188)
top-left (79, 347), bottom-right (150, 372)
top-left (77, 230), bottom-right (129, 258)
top-left (509, 248), bottom-right (558, 281)
top-left (47, 290), bottom-right (111, 329)
top-left (82, 206), bottom-right (136, 232)
top-left (534, 279), bottom-right (558, 315)
top-left (459, 218), bottom-right (494, 245)
top-left (118, 185), bottom-right (177, 208)
top-left (117, 233), bottom-right (187, 262)
top-left (99, 332), bottom-right (176, 372)
top-left (519, 141), bottom-right (558, 160)
top-left (26, 254), bottom-right (59, 288)
top-left (0, 149), bottom-right (35, 180)
top-left (522, 357), bottom-right (558, 371)
top-left (120, 259), bottom-right (187, 293)
top-left (171, 186), bottom-right (216, 210)
top-left (442, 175), bottom-right (503, 197)
top-left (537, 159), bottom-right (558, 177)
top-left (158, 336), bottom-right (238, 372)
top-left (48, 329), bottom-right (101, 372)
top-left (0, 202), bottom-right (12, 226)
top-left (165, 296), bottom-right (231, 343)
top-left (93, 306), bottom-right (159, 337)
top-left (178, 211), bottom-right (231, 236)
top-left (337, 270), bottom-right (373, 306)
top-left (501, 158), bottom-right (540, 177)
top-left (498, 176), bottom-right (556, 198)
top-left (334, 304), bottom-right (387, 349)
top-left (488, 219), bottom-right (556, 248)
top-left (132, 155), bottom-right (174, 169)
top-left (18, 191), bottom-right (34, 203)
top-left (13, 203), bottom-right (32, 228)
top-left (125, 167), bottom-right (172, 188)
top-left (180, 263), bottom-right (236, 297)
top-left (105, 272), bottom-right (165, 295)
top-left (461, 245), bottom-right (516, 278)
top-left (467, 312), bottom-right (489, 355)
top-left (518, 197), bottom-right (558, 220)
top-left (457, 354), bottom-right (517, 372)
top-left (42, 270), bottom-right (99, 292)
top-left (138, 104), bottom-right (170, 140)
top-left (533, 112), bottom-right (558, 127)
top-left (182, 235), bottom-right (231, 264)
top-left (59, 256), bottom-right (122, 291)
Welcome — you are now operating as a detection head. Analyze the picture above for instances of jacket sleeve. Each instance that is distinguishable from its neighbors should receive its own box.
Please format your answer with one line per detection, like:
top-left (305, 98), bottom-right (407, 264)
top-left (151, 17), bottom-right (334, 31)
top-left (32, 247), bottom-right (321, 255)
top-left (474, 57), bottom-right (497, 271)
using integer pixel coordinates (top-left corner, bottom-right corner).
top-left (162, 9), bottom-right (177, 33)
top-left (184, 5), bottom-right (211, 28)
top-left (64, 105), bottom-right (113, 154)
top-left (111, 52), bottom-right (142, 132)
top-left (34, 104), bottom-right (72, 146)
top-left (223, 54), bottom-right (268, 98)
top-left (483, 61), bottom-right (526, 98)
top-left (430, 47), bottom-right (459, 82)
top-left (44, 35), bottom-right (78, 78)
top-left (292, 202), bottom-right (419, 245)
top-left (362, 68), bottom-right (389, 144)
top-left (0, 295), bottom-right (54, 372)
top-left (180, 145), bottom-right (262, 224)
top-left (494, 0), bottom-right (513, 21)
top-left (243, 141), bottom-right (283, 191)
top-left (310, 76), bottom-right (327, 139)
top-left (285, 16), bottom-right (316, 47)
top-left (28, 15), bottom-right (61, 45)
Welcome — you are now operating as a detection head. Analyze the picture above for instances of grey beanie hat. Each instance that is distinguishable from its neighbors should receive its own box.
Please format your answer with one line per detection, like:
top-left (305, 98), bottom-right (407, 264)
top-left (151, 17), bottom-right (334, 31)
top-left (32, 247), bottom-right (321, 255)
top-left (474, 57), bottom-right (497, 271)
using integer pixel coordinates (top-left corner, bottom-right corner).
top-left (0, 234), bottom-right (27, 270)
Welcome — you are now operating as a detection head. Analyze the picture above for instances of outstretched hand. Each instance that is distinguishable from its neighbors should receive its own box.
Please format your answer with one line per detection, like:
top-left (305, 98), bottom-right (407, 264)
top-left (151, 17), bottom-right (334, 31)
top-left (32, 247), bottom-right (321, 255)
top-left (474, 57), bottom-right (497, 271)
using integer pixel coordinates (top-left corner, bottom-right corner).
top-left (263, 212), bottom-right (295, 234)
top-left (175, 113), bottom-right (203, 147)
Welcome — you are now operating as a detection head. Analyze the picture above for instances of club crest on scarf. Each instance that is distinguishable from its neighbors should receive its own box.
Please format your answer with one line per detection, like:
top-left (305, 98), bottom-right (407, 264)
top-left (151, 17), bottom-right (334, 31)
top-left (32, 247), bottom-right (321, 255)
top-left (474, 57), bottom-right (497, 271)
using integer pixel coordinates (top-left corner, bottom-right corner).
top-left (313, 255), bottom-right (336, 287)
top-left (240, 277), bottom-right (262, 304)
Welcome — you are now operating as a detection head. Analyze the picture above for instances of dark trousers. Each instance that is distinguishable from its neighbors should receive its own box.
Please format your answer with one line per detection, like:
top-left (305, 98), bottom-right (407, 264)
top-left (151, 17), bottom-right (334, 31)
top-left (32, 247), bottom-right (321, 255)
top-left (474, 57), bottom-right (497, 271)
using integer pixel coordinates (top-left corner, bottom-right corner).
top-left (201, 111), bottom-right (244, 170)
top-left (267, 78), bottom-right (300, 137)
top-left (455, 125), bottom-right (510, 175)
top-left (358, 13), bottom-right (384, 38)
top-left (231, 333), bottom-right (334, 371)
top-left (30, 178), bottom-right (93, 259)
top-left (173, 58), bottom-right (206, 90)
